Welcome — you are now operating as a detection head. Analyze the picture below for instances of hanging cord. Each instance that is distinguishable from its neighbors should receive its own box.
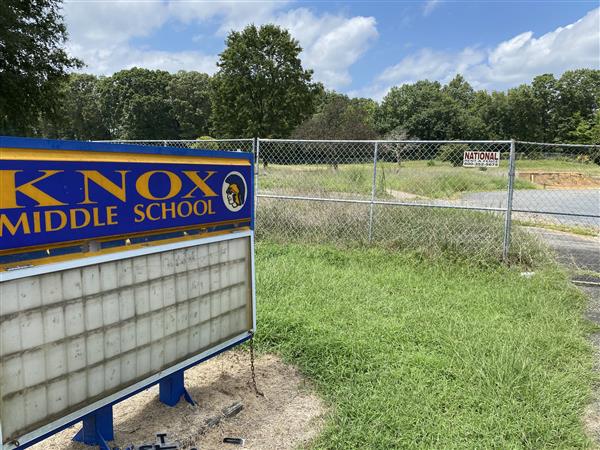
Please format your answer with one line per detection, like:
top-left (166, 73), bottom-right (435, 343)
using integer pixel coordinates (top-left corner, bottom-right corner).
top-left (249, 335), bottom-right (264, 397)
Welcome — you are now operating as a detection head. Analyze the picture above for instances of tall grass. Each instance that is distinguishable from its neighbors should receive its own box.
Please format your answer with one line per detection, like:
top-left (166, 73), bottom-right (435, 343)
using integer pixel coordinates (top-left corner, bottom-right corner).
top-left (258, 163), bottom-right (536, 199)
top-left (259, 163), bottom-right (536, 198)
top-left (256, 198), bottom-right (550, 268)
top-left (255, 243), bottom-right (594, 449)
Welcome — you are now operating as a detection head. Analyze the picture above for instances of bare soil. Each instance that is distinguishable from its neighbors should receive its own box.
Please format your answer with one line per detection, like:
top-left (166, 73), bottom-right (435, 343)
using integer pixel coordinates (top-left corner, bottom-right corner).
top-left (517, 171), bottom-right (600, 188)
top-left (32, 351), bottom-right (326, 450)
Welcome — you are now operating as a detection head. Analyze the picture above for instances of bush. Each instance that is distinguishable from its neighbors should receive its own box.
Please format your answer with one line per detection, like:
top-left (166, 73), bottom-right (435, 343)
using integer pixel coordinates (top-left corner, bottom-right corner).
top-left (590, 148), bottom-right (600, 165)
top-left (437, 144), bottom-right (468, 167)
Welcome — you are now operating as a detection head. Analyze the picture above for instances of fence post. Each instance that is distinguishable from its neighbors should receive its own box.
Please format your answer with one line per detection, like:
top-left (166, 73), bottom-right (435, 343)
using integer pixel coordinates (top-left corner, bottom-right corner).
top-left (502, 139), bottom-right (516, 262)
top-left (368, 141), bottom-right (379, 243)
top-left (254, 138), bottom-right (260, 225)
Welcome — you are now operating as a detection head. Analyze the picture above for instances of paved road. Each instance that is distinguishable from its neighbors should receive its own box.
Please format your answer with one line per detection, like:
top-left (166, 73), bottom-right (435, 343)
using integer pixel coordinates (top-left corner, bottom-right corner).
top-left (462, 189), bottom-right (600, 228)
top-left (526, 227), bottom-right (599, 273)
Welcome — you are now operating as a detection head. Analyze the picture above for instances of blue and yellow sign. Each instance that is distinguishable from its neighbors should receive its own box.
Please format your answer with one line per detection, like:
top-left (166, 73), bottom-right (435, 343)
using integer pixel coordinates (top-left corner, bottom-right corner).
top-left (0, 137), bottom-right (253, 254)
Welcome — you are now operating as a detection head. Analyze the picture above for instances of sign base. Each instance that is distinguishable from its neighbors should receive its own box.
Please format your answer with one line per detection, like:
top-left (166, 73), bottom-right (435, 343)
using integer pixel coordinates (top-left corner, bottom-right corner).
top-left (72, 405), bottom-right (114, 450)
top-left (159, 370), bottom-right (196, 407)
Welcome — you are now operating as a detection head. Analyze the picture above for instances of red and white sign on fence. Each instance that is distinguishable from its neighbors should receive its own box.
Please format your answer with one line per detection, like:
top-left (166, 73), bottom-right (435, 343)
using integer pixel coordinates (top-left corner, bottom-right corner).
top-left (463, 150), bottom-right (500, 167)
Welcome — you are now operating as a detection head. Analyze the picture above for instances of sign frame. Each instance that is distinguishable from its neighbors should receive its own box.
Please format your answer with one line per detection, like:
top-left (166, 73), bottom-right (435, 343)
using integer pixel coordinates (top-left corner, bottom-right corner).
top-left (0, 137), bottom-right (256, 450)
top-left (0, 136), bottom-right (254, 257)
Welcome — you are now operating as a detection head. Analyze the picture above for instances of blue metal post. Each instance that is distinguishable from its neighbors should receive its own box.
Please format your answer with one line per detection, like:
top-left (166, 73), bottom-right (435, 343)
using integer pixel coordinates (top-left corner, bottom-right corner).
top-left (159, 370), bottom-right (195, 407)
top-left (72, 405), bottom-right (114, 450)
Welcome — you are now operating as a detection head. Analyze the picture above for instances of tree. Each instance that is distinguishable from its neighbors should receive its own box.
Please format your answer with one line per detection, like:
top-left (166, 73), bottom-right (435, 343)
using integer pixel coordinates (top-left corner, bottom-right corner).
top-left (168, 71), bottom-right (212, 139)
top-left (553, 69), bottom-right (600, 143)
top-left (40, 73), bottom-right (109, 140)
top-left (504, 84), bottom-right (539, 141)
top-left (376, 77), bottom-right (483, 142)
top-left (0, 0), bottom-right (82, 135)
top-left (530, 74), bottom-right (558, 142)
top-left (211, 24), bottom-right (321, 138)
top-left (98, 68), bottom-right (178, 139)
top-left (292, 92), bottom-right (378, 140)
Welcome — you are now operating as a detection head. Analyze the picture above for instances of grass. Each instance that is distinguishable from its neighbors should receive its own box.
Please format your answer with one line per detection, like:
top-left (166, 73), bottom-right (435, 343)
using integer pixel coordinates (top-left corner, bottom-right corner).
top-left (258, 162), bottom-right (537, 200)
top-left (514, 219), bottom-right (600, 238)
top-left (510, 159), bottom-right (600, 175)
top-left (258, 158), bottom-right (599, 200)
top-left (255, 242), bottom-right (595, 449)
top-left (378, 163), bottom-right (535, 199)
top-left (256, 198), bottom-right (550, 268)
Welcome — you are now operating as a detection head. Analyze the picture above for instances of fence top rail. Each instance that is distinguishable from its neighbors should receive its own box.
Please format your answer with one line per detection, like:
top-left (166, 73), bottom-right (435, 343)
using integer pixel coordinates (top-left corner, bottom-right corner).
top-left (95, 138), bottom-right (255, 143)
top-left (515, 140), bottom-right (600, 149)
top-left (257, 138), bottom-right (512, 144)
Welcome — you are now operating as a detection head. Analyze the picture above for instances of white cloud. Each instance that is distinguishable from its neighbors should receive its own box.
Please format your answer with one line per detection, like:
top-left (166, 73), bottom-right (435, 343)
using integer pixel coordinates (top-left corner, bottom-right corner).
top-left (62, 1), bottom-right (378, 88)
top-left (167, 1), bottom-right (289, 34)
top-left (274, 9), bottom-right (378, 88)
top-left (63, 0), bottom-right (168, 46)
top-left (423, 0), bottom-right (441, 16)
top-left (355, 7), bottom-right (600, 100)
top-left (62, 0), bottom-right (218, 75)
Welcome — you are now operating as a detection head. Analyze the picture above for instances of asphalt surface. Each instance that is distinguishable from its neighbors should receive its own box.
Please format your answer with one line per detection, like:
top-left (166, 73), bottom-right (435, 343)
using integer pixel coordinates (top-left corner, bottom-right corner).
top-left (526, 227), bottom-right (599, 273)
top-left (462, 189), bottom-right (600, 227)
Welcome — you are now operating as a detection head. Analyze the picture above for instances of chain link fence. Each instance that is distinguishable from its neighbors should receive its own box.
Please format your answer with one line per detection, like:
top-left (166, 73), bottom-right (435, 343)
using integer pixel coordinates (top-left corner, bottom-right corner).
top-left (510, 141), bottom-right (599, 274)
top-left (107, 138), bottom-right (254, 153)
top-left (103, 138), bottom-right (599, 269)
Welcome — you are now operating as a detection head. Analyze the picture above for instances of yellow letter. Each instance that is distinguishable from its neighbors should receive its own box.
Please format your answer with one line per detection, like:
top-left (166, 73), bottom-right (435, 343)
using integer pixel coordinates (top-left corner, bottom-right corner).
top-left (134, 204), bottom-right (145, 223)
top-left (147, 203), bottom-right (161, 221)
top-left (77, 170), bottom-right (129, 204)
top-left (106, 206), bottom-right (118, 225)
top-left (70, 208), bottom-right (91, 229)
top-left (45, 210), bottom-right (67, 232)
top-left (0, 170), bottom-right (65, 209)
top-left (182, 171), bottom-right (217, 198)
top-left (0, 213), bottom-right (31, 236)
top-left (136, 171), bottom-right (182, 200)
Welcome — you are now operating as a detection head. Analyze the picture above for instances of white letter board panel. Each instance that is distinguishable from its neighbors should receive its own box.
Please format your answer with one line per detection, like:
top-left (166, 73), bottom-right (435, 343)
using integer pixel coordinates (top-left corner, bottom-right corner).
top-left (0, 235), bottom-right (253, 444)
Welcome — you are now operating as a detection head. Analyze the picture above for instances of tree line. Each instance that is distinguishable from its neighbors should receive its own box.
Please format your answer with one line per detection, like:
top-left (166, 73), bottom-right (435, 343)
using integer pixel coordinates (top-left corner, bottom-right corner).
top-left (2, 0), bottom-right (599, 146)
top-left (23, 66), bottom-right (600, 146)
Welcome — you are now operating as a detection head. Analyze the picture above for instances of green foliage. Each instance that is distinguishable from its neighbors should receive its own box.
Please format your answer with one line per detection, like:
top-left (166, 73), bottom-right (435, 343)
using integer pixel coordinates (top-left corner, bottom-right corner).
top-left (375, 70), bottom-right (600, 148)
top-left (437, 144), bottom-right (468, 166)
top-left (3, 4), bottom-right (598, 147)
top-left (376, 76), bottom-right (486, 141)
top-left (0, 0), bottom-right (82, 135)
top-left (292, 92), bottom-right (378, 140)
top-left (168, 71), bottom-right (212, 139)
top-left (97, 67), bottom-right (179, 140)
top-left (39, 73), bottom-right (109, 140)
top-left (255, 243), bottom-right (593, 448)
top-left (211, 24), bottom-right (321, 138)
top-left (40, 68), bottom-right (213, 140)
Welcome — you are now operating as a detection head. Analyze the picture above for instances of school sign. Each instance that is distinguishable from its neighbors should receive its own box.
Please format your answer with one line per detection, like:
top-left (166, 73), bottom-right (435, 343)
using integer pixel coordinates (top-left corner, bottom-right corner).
top-left (0, 140), bottom-right (252, 252)
top-left (0, 137), bottom-right (256, 449)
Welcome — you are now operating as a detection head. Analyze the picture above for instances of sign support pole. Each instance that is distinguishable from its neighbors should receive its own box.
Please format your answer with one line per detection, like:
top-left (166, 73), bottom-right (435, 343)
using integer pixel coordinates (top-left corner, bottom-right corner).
top-left (72, 405), bottom-right (114, 450)
top-left (159, 370), bottom-right (196, 407)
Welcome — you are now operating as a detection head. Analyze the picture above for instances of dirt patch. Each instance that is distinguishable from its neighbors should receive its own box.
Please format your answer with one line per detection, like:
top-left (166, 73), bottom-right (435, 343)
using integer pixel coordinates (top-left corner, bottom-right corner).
top-left (517, 171), bottom-right (600, 188)
top-left (386, 189), bottom-right (425, 200)
top-left (31, 351), bottom-right (326, 450)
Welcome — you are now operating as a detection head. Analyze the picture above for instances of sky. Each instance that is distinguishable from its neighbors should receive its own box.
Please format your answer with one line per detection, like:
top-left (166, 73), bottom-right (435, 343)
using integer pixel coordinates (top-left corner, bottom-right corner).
top-left (62, 0), bottom-right (600, 100)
